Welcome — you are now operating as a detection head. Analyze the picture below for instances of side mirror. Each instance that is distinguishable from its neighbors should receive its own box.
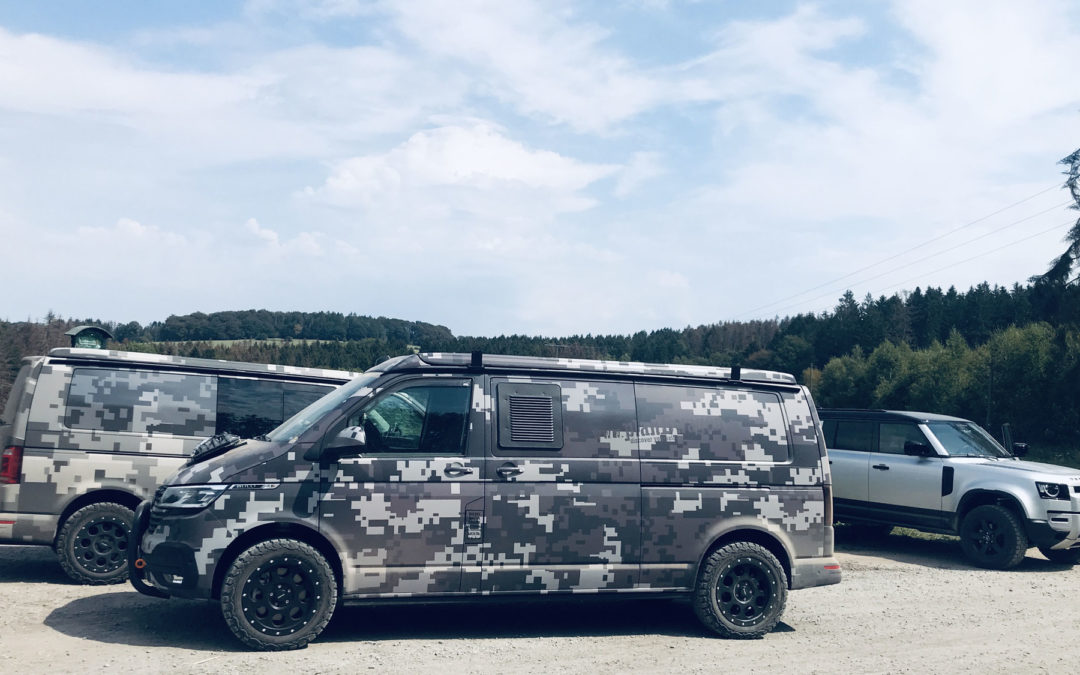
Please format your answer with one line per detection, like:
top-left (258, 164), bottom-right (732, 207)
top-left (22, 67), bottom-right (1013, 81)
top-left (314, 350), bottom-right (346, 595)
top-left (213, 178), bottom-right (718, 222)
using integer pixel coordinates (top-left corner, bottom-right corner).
top-left (318, 426), bottom-right (367, 461)
top-left (903, 441), bottom-right (934, 457)
top-left (1011, 442), bottom-right (1029, 458)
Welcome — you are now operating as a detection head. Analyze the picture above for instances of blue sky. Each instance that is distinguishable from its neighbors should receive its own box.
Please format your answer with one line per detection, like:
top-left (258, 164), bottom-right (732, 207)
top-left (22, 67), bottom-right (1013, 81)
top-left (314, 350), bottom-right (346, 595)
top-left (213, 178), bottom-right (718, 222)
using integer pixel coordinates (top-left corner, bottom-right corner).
top-left (1, 0), bottom-right (1078, 336)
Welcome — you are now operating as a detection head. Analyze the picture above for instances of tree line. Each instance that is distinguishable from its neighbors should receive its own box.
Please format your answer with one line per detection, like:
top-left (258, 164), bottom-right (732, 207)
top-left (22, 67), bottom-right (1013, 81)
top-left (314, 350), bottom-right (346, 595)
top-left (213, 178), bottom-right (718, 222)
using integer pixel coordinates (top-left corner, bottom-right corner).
top-left (2, 278), bottom-right (1080, 453)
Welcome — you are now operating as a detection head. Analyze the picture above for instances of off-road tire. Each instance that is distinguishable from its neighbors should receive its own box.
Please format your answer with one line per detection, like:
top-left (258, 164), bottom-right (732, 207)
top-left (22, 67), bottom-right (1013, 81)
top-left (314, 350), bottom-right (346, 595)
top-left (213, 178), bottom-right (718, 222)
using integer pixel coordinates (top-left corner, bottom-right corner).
top-left (221, 538), bottom-right (338, 651)
top-left (694, 541), bottom-right (787, 639)
top-left (56, 502), bottom-right (133, 584)
top-left (1037, 546), bottom-right (1080, 565)
top-left (959, 504), bottom-right (1028, 570)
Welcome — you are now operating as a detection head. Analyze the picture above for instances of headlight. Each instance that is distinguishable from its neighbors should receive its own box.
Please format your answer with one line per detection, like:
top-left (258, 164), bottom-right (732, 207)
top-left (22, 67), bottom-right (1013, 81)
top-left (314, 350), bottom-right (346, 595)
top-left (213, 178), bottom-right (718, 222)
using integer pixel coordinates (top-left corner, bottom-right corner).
top-left (1035, 482), bottom-right (1070, 500)
top-left (159, 484), bottom-right (227, 509)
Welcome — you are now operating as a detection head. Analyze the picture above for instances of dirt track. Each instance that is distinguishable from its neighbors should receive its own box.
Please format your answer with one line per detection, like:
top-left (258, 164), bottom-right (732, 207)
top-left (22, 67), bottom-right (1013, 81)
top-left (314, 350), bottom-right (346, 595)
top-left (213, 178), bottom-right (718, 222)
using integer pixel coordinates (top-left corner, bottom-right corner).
top-left (2, 529), bottom-right (1078, 674)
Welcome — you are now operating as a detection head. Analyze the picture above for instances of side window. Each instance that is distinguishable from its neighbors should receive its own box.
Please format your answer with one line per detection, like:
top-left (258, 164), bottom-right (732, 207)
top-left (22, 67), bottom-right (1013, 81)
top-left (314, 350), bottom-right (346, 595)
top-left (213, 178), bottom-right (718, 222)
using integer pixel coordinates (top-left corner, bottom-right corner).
top-left (822, 419), bottom-right (837, 447)
top-left (496, 382), bottom-right (564, 451)
top-left (832, 421), bottom-right (874, 452)
top-left (65, 368), bottom-right (215, 436)
top-left (217, 378), bottom-right (284, 438)
top-left (349, 383), bottom-right (471, 454)
top-left (879, 423), bottom-right (929, 455)
top-left (284, 383), bottom-right (333, 417)
top-left (635, 384), bottom-right (790, 462)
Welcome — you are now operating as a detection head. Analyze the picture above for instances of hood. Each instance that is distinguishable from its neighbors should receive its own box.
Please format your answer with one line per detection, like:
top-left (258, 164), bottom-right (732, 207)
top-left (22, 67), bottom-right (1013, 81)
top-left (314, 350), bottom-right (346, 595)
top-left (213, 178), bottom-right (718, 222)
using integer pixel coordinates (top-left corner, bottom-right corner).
top-left (170, 439), bottom-right (289, 485)
top-left (959, 457), bottom-right (1080, 479)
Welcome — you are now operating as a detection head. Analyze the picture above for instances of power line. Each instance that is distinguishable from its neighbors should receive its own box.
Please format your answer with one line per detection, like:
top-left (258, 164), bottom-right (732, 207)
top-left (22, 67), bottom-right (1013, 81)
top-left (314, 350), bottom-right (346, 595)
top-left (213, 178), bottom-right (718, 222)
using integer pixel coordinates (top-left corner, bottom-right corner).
top-left (734, 183), bottom-right (1065, 318)
top-left (767, 219), bottom-right (1071, 316)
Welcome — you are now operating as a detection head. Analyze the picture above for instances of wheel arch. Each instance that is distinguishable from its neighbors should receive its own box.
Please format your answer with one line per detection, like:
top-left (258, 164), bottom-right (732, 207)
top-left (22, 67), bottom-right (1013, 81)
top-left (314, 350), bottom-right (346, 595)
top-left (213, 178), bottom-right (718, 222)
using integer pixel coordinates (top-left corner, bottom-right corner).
top-left (210, 522), bottom-right (343, 599)
top-left (697, 526), bottom-right (793, 589)
top-left (954, 489), bottom-right (1028, 531)
top-left (54, 489), bottom-right (142, 544)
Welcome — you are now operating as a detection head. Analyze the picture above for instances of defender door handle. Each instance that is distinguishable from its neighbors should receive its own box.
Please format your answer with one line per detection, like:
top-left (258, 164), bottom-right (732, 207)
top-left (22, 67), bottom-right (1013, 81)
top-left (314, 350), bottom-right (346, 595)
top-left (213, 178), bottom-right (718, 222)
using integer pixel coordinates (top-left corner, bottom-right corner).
top-left (443, 462), bottom-right (474, 478)
top-left (496, 463), bottom-right (523, 479)
top-left (872, 464), bottom-right (890, 471)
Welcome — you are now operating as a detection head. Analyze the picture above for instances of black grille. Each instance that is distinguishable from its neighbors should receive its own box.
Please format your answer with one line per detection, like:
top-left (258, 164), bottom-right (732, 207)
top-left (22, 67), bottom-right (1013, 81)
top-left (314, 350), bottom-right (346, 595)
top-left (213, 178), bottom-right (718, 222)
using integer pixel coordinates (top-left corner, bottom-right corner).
top-left (508, 395), bottom-right (555, 442)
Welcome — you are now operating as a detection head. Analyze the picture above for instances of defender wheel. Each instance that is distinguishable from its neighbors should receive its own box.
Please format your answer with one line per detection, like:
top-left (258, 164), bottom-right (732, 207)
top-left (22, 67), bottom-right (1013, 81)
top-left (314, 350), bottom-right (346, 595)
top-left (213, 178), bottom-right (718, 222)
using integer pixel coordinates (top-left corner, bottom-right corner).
top-left (1038, 546), bottom-right (1080, 565)
top-left (959, 505), bottom-right (1027, 569)
top-left (694, 541), bottom-right (787, 639)
top-left (56, 502), bottom-right (133, 584)
top-left (221, 538), bottom-right (338, 651)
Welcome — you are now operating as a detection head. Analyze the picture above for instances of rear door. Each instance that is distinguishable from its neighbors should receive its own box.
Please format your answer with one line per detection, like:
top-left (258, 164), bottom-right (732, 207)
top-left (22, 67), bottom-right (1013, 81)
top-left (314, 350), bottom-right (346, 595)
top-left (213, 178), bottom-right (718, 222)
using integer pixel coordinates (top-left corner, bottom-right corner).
top-left (867, 422), bottom-right (946, 528)
top-left (481, 377), bottom-right (640, 593)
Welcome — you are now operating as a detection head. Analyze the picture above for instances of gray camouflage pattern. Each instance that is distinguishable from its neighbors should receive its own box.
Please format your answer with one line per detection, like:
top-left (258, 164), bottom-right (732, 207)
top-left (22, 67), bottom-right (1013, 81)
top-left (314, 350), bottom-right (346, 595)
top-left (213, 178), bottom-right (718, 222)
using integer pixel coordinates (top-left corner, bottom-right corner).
top-left (0, 348), bottom-right (355, 546)
top-left (135, 353), bottom-right (836, 604)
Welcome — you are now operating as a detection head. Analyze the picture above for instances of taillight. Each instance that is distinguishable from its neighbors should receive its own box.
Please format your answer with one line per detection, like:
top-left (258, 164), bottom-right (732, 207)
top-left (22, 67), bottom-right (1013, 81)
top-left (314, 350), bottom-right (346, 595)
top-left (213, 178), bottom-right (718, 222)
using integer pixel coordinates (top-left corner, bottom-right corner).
top-left (823, 484), bottom-right (833, 525)
top-left (0, 446), bottom-right (22, 484)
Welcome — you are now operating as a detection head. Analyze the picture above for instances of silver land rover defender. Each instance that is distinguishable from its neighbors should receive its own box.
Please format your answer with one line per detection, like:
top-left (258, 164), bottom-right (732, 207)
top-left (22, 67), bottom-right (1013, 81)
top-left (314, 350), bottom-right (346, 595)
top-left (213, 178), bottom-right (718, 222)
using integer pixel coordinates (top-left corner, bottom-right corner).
top-left (821, 409), bottom-right (1080, 569)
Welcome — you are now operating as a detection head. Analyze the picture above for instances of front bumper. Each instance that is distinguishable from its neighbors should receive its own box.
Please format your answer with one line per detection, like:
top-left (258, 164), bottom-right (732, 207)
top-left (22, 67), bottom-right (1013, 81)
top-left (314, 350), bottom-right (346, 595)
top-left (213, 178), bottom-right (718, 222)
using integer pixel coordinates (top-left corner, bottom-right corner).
top-left (1026, 510), bottom-right (1080, 550)
top-left (128, 499), bottom-right (207, 599)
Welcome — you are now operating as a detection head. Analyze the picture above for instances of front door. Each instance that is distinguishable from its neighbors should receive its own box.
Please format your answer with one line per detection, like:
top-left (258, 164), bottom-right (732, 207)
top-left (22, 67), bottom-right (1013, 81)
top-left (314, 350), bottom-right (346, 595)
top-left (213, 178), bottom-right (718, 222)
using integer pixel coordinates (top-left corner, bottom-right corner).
top-left (320, 377), bottom-right (484, 597)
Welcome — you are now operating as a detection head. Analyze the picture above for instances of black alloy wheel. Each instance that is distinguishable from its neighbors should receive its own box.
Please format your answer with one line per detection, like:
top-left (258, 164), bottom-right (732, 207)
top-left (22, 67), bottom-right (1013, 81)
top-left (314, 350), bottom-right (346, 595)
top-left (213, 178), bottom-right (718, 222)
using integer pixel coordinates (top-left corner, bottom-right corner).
top-left (958, 504), bottom-right (1027, 569)
top-left (221, 538), bottom-right (338, 650)
top-left (56, 502), bottom-right (133, 584)
top-left (694, 541), bottom-right (787, 639)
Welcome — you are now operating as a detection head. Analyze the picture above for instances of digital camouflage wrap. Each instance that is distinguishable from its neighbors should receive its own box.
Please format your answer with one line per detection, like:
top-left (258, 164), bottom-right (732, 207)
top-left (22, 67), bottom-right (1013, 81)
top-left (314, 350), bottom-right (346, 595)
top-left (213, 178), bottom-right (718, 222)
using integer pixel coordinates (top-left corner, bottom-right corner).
top-left (0, 348), bottom-right (356, 545)
top-left (134, 352), bottom-right (839, 603)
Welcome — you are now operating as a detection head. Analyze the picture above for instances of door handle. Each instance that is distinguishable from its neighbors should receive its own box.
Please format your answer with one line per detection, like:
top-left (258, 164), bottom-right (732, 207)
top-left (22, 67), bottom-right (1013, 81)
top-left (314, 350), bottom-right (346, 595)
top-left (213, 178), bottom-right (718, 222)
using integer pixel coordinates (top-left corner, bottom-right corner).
top-left (496, 463), bottom-right (523, 479)
top-left (443, 462), bottom-right (474, 478)
top-left (872, 464), bottom-right (890, 471)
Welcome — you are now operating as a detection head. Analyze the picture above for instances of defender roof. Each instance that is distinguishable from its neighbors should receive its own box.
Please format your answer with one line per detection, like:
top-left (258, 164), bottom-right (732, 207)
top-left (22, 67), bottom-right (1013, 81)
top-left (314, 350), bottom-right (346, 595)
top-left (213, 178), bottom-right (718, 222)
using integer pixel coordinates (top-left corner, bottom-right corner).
top-left (370, 352), bottom-right (798, 385)
top-left (44, 348), bottom-right (359, 384)
top-left (817, 408), bottom-right (970, 424)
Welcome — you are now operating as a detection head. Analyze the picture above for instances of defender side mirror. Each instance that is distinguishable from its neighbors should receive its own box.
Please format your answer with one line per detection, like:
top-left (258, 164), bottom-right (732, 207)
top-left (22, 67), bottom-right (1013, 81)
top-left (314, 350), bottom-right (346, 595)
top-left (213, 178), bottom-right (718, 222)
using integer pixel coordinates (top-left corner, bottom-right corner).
top-left (1011, 442), bottom-right (1029, 458)
top-left (903, 441), bottom-right (934, 457)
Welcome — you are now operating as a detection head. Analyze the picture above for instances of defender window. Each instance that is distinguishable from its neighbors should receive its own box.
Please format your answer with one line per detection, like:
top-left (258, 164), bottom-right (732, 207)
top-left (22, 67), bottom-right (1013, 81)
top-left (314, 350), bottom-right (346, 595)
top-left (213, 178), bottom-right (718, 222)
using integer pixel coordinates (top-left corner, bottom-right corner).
top-left (879, 422), bottom-right (930, 455)
top-left (829, 420), bottom-right (874, 452)
top-left (347, 381), bottom-right (472, 454)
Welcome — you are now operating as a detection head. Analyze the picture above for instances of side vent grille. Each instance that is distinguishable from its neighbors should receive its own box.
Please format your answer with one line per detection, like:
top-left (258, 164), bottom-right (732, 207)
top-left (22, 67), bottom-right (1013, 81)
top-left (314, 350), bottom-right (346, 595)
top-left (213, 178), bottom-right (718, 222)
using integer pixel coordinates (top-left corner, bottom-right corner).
top-left (497, 382), bottom-right (563, 450)
top-left (509, 395), bottom-right (555, 442)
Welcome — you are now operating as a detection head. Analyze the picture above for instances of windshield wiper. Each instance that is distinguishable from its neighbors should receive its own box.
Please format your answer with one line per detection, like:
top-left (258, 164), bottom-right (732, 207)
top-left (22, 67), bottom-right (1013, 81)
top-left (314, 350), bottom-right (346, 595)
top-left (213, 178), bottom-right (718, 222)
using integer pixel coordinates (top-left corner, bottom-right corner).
top-left (253, 434), bottom-right (271, 441)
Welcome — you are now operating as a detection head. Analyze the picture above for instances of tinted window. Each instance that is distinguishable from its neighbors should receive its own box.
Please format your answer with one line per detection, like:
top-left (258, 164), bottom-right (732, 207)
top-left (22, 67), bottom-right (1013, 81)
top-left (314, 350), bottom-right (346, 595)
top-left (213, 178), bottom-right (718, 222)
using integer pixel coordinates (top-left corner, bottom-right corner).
top-left (352, 383), bottom-right (471, 454)
top-left (217, 378), bottom-right (284, 438)
top-left (821, 419), bottom-right (837, 447)
top-left (284, 383), bottom-right (333, 418)
top-left (879, 423), bottom-right (929, 455)
top-left (636, 384), bottom-right (790, 462)
top-left (66, 368), bottom-right (215, 436)
top-left (832, 420), bottom-right (874, 452)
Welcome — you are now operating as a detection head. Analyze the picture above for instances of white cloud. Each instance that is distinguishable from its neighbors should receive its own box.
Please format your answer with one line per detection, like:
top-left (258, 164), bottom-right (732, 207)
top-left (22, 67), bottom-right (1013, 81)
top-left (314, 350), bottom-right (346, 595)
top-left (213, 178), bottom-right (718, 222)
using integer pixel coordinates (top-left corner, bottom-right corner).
top-left (307, 122), bottom-right (619, 219)
top-left (385, 0), bottom-right (666, 133)
top-left (614, 152), bottom-right (665, 198)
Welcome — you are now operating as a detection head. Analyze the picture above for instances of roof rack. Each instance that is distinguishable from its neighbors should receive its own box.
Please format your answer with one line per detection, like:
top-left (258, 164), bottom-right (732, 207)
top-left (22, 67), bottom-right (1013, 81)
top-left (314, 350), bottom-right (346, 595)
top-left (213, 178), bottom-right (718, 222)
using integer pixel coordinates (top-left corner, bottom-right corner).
top-left (379, 352), bottom-right (797, 385)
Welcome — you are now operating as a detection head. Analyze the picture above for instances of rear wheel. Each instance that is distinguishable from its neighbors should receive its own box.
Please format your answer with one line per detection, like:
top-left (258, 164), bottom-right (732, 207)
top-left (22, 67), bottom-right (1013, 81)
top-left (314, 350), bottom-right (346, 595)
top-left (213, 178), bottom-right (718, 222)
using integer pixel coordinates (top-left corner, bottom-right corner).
top-left (1038, 546), bottom-right (1080, 565)
top-left (56, 502), bottom-right (133, 584)
top-left (959, 505), bottom-right (1027, 569)
top-left (221, 538), bottom-right (338, 650)
top-left (694, 541), bottom-right (787, 639)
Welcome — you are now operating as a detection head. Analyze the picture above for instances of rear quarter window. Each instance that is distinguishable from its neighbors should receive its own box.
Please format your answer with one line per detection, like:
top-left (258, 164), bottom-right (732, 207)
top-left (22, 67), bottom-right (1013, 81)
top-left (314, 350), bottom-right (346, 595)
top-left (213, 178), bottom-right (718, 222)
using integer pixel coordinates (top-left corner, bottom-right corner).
top-left (831, 420), bottom-right (874, 452)
top-left (636, 384), bottom-right (790, 462)
top-left (65, 367), bottom-right (216, 436)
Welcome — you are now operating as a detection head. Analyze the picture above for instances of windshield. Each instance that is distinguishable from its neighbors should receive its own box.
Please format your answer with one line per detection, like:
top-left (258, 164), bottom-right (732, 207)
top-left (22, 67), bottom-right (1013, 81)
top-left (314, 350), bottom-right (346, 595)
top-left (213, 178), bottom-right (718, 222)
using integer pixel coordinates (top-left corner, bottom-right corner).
top-left (265, 373), bottom-right (381, 443)
top-left (926, 421), bottom-right (1011, 458)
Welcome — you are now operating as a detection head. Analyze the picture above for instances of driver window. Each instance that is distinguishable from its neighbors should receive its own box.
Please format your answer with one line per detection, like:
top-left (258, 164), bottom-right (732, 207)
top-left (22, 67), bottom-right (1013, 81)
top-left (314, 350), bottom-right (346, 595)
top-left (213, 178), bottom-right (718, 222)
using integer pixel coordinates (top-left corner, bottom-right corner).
top-left (879, 423), bottom-right (929, 455)
top-left (346, 383), bottom-right (471, 454)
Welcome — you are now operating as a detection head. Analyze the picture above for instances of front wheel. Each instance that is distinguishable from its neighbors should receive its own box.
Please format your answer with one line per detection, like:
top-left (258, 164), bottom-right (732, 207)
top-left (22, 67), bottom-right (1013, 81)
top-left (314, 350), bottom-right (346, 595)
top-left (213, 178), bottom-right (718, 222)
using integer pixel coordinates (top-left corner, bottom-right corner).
top-left (1038, 546), bottom-right (1080, 565)
top-left (56, 502), bottom-right (133, 584)
top-left (221, 539), bottom-right (338, 650)
top-left (958, 505), bottom-right (1027, 569)
top-left (694, 541), bottom-right (787, 639)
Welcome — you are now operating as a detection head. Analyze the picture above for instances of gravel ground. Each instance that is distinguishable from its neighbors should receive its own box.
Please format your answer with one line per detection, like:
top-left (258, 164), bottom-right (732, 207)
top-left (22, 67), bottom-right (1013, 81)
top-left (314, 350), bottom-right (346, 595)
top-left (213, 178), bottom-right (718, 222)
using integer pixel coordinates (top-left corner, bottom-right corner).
top-left (1, 529), bottom-right (1078, 674)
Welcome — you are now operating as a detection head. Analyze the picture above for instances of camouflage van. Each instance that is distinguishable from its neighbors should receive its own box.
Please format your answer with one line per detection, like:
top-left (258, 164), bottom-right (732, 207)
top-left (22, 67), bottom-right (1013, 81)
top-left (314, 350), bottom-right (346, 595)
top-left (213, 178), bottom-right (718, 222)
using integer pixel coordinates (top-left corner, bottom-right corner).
top-left (0, 348), bottom-right (355, 584)
top-left (129, 352), bottom-right (841, 650)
